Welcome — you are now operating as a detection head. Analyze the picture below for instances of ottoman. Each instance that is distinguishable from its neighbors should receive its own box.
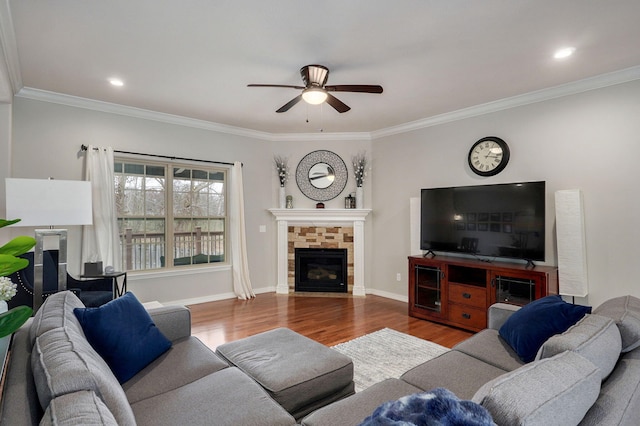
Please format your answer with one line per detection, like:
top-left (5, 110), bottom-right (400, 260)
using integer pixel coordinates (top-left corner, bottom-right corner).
top-left (216, 328), bottom-right (355, 420)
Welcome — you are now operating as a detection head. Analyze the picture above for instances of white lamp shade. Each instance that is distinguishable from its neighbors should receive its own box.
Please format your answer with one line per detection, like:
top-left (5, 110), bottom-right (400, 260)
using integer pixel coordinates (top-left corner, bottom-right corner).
top-left (555, 189), bottom-right (588, 297)
top-left (5, 178), bottom-right (93, 226)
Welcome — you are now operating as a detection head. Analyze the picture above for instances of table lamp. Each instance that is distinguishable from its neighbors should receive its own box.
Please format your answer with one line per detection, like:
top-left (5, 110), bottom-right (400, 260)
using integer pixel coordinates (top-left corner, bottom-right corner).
top-left (5, 178), bottom-right (93, 311)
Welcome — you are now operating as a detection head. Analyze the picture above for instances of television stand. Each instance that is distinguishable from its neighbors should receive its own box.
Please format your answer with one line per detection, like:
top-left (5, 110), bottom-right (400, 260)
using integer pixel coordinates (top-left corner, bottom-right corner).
top-left (408, 255), bottom-right (558, 332)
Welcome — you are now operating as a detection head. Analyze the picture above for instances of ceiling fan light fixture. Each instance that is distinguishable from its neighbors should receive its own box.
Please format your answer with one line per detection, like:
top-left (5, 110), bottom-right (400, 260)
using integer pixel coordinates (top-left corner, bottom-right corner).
top-left (302, 87), bottom-right (328, 105)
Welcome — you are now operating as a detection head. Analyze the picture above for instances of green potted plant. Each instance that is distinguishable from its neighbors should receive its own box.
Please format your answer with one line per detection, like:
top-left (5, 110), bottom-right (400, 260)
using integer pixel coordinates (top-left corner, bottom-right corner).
top-left (0, 219), bottom-right (36, 338)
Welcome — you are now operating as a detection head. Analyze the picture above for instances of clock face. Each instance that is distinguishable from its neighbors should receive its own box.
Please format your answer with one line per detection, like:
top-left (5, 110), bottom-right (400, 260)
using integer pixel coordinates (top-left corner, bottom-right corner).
top-left (468, 137), bottom-right (510, 176)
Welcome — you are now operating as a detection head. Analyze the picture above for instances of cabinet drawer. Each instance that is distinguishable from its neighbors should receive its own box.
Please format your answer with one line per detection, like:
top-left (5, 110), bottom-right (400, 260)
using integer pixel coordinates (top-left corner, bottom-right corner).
top-left (448, 284), bottom-right (486, 309)
top-left (448, 303), bottom-right (487, 330)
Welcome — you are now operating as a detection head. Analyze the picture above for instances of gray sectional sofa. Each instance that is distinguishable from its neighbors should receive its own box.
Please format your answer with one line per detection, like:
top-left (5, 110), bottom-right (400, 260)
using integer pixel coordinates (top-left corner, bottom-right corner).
top-left (2, 290), bottom-right (639, 425)
top-left (0, 291), bottom-right (299, 426)
top-left (302, 296), bottom-right (640, 426)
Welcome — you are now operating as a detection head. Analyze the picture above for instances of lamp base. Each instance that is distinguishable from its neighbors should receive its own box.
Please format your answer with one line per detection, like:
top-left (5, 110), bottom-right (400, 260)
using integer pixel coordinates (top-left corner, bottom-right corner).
top-left (33, 229), bottom-right (68, 312)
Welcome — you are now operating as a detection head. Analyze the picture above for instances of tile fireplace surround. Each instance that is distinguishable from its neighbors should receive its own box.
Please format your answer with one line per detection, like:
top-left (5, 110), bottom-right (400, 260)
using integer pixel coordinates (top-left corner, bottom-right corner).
top-left (269, 209), bottom-right (372, 296)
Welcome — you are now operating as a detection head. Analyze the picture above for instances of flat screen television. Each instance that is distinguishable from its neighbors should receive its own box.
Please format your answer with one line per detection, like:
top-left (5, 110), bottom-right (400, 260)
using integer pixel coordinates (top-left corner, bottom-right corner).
top-left (420, 181), bottom-right (545, 262)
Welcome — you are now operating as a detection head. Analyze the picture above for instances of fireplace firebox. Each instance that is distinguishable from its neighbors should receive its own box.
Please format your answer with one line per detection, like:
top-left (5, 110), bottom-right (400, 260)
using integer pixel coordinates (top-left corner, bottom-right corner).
top-left (295, 248), bottom-right (348, 293)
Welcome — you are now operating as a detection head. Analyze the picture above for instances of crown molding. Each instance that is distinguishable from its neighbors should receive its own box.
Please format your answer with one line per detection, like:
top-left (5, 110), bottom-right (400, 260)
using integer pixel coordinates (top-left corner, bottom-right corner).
top-left (0, 0), bottom-right (23, 94)
top-left (15, 87), bottom-right (371, 142)
top-left (370, 65), bottom-right (640, 139)
top-left (15, 87), bottom-right (277, 140)
top-left (14, 65), bottom-right (640, 142)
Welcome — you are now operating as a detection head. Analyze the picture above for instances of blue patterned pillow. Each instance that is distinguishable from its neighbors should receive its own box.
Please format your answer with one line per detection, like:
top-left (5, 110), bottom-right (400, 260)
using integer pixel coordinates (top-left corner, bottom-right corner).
top-left (499, 295), bottom-right (591, 362)
top-left (74, 292), bottom-right (171, 383)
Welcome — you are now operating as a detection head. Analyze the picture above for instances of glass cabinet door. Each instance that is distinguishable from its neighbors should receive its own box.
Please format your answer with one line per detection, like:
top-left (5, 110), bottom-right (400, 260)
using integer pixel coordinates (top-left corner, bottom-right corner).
top-left (494, 275), bottom-right (535, 305)
top-left (414, 265), bottom-right (442, 312)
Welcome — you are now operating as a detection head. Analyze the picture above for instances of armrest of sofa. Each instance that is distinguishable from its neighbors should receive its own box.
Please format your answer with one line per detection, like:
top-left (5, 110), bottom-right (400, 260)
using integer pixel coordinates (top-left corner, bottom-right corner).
top-left (488, 303), bottom-right (521, 330)
top-left (148, 305), bottom-right (191, 342)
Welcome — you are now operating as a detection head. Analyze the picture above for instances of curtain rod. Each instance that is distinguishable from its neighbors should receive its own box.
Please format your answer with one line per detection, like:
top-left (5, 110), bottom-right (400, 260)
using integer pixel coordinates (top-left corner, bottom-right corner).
top-left (80, 144), bottom-right (237, 167)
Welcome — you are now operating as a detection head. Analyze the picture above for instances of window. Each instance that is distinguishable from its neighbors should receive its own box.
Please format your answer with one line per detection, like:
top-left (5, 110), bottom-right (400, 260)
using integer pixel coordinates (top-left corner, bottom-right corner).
top-left (114, 159), bottom-right (227, 271)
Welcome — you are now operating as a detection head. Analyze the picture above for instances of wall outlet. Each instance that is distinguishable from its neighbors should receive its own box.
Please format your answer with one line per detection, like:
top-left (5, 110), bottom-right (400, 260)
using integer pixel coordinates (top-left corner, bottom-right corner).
top-left (396, 273), bottom-right (402, 281)
top-left (259, 225), bottom-right (266, 233)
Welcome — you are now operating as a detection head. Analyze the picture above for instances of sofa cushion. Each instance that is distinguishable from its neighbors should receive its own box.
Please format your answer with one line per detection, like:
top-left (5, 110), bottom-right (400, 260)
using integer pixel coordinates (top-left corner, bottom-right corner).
top-left (29, 290), bottom-right (86, 346)
top-left (536, 314), bottom-right (621, 380)
top-left (580, 345), bottom-right (640, 425)
top-left (301, 378), bottom-right (423, 426)
top-left (593, 295), bottom-right (640, 352)
top-left (74, 292), bottom-right (172, 383)
top-left (453, 329), bottom-right (525, 372)
top-left (472, 351), bottom-right (601, 426)
top-left (130, 367), bottom-right (297, 426)
top-left (0, 321), bottom-right (41, 426)
top-left (498, 295), bottom-right (591, 362)
top-left (31, 327), bottom-right (136, 425)
top-left (123, 336), bottom-right (229, 404)
top-left (40, 390), bottom-right (118, 426)
top-left (400, 351), bottom-right (508, 400)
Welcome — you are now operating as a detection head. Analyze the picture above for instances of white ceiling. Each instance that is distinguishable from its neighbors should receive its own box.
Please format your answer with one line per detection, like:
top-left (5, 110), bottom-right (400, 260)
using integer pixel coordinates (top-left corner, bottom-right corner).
top-left (2, 0), bottom-right (640, 135)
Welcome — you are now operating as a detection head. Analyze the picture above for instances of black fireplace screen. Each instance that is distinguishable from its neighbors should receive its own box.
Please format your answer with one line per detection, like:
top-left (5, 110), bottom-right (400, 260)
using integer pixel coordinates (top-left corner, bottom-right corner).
top-left (295, 248), bottom-right (347, 292)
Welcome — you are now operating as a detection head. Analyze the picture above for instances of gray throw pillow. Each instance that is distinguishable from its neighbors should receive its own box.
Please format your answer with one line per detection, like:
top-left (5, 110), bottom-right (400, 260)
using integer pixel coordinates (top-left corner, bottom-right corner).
top-left (593, 295), bottom-right (640, 352)
top-left (472, 351), bottom-right (600, 426)
top-left (31, 327), bottom-right (136, 425)
top-left (41, 390), bottom-right (118, 426)
top-left (29, 291), bottom-right (86, 346)
top-left (536, 314), bottom-right (621, 380)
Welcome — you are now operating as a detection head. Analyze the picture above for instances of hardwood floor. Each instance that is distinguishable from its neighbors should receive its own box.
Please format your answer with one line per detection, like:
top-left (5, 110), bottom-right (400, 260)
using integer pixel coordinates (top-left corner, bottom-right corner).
top-left (188, 293), bottom-right (473, 350)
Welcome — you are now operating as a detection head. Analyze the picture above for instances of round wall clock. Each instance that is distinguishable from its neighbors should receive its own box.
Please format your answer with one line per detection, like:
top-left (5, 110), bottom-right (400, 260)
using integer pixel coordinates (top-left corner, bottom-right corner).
top-left (468, 136), bottom-right (510, 176)
top-left (295, 150), bottom-right (348, 201)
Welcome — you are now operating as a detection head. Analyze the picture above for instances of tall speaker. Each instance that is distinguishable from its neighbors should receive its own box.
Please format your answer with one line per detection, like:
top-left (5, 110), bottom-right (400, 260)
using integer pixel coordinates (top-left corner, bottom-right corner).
top-left (555, 189), bottom-right (588, 297)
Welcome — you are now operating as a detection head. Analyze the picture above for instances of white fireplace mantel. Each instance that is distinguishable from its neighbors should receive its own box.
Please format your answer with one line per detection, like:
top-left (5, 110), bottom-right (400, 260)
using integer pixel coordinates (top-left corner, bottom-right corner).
top-left (268, 208), bottom-right (372, 296)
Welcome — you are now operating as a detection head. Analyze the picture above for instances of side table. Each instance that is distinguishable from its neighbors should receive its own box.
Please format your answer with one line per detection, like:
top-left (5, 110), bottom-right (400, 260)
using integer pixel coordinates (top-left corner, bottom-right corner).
top-left (80, 271), bottom-right (127, 299)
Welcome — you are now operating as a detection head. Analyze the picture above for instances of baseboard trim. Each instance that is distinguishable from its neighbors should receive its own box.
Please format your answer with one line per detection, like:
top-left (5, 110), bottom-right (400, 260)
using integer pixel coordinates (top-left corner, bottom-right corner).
top-left (164, 286), bottom-right (276, 307)
top-left (161, 286), bottom-right (406, 307)
top-left (366, 288), bottom-right (408, 303)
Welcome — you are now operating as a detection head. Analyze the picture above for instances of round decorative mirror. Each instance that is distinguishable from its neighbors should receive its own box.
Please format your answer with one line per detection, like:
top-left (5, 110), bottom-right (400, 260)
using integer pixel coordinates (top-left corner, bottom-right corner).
top-left (296, 150), bottom-right (348, 201)
top-left (308, 163), bottom-right (335, 189)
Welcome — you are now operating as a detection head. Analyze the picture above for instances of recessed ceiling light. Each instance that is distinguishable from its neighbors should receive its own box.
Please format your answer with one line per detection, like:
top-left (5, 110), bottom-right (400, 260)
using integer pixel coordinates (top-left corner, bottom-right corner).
top-left (108, 78), bottom-right (124, 87)
top-left (554, 47), bottom-right (576, 60)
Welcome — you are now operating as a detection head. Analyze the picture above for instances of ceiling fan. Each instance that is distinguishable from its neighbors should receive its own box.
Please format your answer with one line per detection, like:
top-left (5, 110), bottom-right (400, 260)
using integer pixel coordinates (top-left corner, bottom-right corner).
top-left (248, 64), bottom-right (383, 113)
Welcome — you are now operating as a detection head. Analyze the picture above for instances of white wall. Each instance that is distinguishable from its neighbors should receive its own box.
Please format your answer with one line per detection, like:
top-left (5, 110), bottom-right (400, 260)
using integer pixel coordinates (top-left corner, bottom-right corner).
top-left (371, 79), bottom-right (640, 308)
top-left (10, 97), bottom-right (275, 304)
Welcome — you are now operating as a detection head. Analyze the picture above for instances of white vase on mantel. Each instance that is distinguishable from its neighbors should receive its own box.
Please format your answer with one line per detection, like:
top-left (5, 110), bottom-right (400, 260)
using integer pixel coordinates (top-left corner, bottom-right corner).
top-left (356, 186), bottom-right (364, 209)
top-left (0, 300), bottom-right (7, 314)
top-left (279, 186), bottom-right (286, 209)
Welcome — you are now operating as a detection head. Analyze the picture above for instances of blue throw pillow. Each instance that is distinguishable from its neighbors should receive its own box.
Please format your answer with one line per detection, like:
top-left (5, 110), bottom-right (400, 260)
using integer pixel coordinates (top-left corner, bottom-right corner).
top-left (74, 292), bottom-right (172, 383)
top-left (499, 295), bottom-right (591, 363)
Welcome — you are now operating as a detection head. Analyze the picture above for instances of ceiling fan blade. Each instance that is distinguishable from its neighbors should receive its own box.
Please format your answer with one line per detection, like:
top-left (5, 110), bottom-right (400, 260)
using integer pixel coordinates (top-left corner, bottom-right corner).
top-left (276, 95), bottom-right (303, 113)
top-left (248, 84), bottom-right (305, 90)
top-left (325, 85), bottom-right (383, 94)
top-left (325, 94), bottom-right (351, 113)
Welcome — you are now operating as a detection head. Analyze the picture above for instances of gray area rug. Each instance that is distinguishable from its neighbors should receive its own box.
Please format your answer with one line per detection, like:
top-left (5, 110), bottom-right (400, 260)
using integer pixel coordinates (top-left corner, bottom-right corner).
top-left (332, 328), bottom-right (449, 392)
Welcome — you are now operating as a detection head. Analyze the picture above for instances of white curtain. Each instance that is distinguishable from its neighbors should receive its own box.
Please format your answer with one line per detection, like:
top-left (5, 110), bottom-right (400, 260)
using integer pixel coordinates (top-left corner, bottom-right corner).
top-left (82, 145), bottom-right (122, 272)
top-left (230, 161), bottom-right (255, 300)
